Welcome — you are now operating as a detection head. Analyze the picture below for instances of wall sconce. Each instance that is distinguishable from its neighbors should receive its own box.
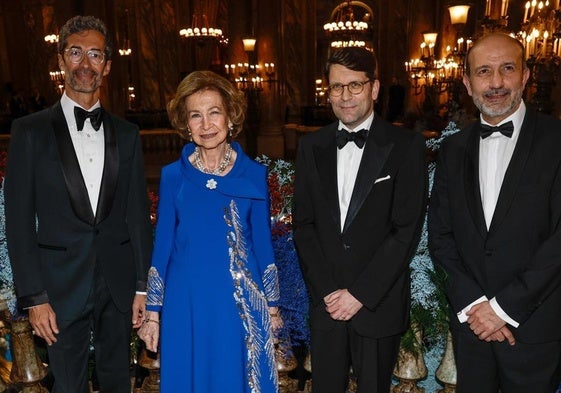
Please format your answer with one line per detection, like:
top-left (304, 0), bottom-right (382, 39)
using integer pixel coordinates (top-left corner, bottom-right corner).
top-left (225, 38), bottom-right (277, 92)
top-left (448, 5), bottom-right (471, 26)
top-left (242, 38), bottom-right (256, 52)
top-left (49, 71), bottom-right (65, 95)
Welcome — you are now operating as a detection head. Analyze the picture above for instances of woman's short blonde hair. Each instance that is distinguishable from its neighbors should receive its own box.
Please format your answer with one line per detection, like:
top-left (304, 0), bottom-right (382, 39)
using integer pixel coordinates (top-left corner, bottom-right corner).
top-left (167, 70), bottom-right (247, 140)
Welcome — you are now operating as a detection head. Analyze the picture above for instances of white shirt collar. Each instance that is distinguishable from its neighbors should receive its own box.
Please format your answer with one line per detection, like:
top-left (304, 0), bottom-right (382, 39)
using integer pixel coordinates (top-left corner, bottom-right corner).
top-left (338, 111), bottom-right (374, 133)
top-left (480, 100), bottom-right (526, 136)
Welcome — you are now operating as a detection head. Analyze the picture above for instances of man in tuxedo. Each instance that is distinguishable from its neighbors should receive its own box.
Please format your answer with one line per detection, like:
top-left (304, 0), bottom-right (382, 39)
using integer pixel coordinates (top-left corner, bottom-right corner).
top-left (428, 33), bottom-right (561, 393)
top-left (293, 47), bottom-right (427, 393)
top-left (4, 15), bottom-right (153, 393)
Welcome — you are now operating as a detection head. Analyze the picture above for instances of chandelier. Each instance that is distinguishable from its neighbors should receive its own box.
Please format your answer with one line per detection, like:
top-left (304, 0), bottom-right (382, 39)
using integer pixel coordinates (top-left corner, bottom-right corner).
top-left (515, 0), bottom-right (561, 113)
top-left (324, 0), bottom-right (372, 49)
top-left (179, 14), bottom-right (225, 46)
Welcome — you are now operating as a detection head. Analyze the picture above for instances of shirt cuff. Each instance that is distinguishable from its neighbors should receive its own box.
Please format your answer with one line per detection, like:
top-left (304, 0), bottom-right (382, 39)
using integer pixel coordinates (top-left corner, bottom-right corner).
top-left (135, 291), bottom-right (147, 295)
top-left (457, 295), bottom-right (488, 323)
top-left (489, 297), bottom-right (519, 328)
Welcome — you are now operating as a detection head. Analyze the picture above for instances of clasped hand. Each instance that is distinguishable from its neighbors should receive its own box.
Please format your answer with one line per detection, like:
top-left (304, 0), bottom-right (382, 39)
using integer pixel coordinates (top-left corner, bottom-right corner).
top-left (137, 310), bottom-right (160, 352)
top-left (324, 289), bottom-right (363, 321)
top-left (466, 301), bottom-right (515, 345)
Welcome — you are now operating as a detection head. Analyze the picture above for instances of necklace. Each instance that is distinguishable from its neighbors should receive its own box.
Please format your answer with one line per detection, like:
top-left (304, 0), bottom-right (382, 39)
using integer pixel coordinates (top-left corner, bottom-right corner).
top-left (194, 143), bottom-right (233, 175)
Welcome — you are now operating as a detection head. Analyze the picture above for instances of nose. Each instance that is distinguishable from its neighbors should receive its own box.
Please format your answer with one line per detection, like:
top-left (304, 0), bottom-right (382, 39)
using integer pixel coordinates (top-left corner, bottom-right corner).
top-left (489, 70), bottom-right (504, 89)
top-left (201, 115), bottom-right (211, 130)
top-left (340, 85), bottom-right (353, 100)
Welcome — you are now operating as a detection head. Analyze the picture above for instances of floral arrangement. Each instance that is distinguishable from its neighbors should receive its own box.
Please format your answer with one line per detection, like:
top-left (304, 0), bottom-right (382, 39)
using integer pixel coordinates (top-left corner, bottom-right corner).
top-left (400, 121), bottom-right (460, 391)
top-left (0, 150), bottom-right (17, 316)
top-left (256, 156), bottom-right (310, 348)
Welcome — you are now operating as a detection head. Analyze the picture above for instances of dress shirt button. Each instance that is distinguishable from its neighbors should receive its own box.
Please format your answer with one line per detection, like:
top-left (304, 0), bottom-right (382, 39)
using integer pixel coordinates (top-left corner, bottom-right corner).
top-left (485, 249), bottom-right (492, 256)
top-left (94, 228), bottom-right (100, 235)
top-left (343, 243), bottom-right (350, 250)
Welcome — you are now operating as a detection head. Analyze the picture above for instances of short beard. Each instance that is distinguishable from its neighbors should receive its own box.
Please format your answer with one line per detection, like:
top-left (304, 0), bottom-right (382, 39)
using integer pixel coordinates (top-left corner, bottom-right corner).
top-left (65, 68), bottom-right (103, 94)
top-left (473, 88), bottom-right (523, 119)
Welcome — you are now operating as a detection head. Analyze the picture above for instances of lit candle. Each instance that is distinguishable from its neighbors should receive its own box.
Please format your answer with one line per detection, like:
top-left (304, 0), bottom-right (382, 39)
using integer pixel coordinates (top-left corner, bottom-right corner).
top-left (501, 0), bottom-right (509, 17)
top-left (524, 1), bottom-right (530, 22)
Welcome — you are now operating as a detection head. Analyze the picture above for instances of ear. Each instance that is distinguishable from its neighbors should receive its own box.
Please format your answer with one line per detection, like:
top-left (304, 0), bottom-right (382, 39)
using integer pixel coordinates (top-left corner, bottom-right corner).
top-left (522, 67), bottom-right (530, 88)
top-left (102, 60), bottom-right (112, 77)
top-left (57, 54), bottom-right (66, 73)
top-left (371, 79), bottom-right (380, 101)
top-left (462, 73), bottom-right (473, 96)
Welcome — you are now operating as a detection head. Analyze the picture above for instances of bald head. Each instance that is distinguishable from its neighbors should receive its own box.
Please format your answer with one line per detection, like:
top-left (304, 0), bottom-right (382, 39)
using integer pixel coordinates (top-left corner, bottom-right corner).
top-left (465, 33), bottom-right (527, 77)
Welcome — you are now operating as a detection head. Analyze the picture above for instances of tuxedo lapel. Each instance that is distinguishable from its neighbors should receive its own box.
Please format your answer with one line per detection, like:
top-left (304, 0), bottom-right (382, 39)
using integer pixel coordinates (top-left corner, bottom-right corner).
top-left (343, 118), bottom-right (393, 233)
top-left (488, 112), bottom-right (535, 233)
top-left (314, 126), bottom-right (341, 229)
top-left (50, 102), bottom-right (95, 225)
top-left (95, 112), bottom-right (119, 225)
top-left (463, 125), bottom-right (487, 238)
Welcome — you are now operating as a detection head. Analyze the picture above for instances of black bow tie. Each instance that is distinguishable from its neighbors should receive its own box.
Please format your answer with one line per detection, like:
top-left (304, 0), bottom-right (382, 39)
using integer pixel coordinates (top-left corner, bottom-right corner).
top-left (336, 128), bottom-right (368, 149)
top-left (479, 121), bottom-right (514, 139)
top-left (74, 106), bottom-right (104, 131)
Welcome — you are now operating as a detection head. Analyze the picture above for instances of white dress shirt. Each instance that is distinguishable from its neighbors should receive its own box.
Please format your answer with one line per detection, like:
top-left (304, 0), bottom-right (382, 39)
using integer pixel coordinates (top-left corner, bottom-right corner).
top-left (337, 112), bottom-right (374, 231)
top-left (60, 93), bottom-right (105, 216)
top-left (457, 101), bottom-right (527, 328)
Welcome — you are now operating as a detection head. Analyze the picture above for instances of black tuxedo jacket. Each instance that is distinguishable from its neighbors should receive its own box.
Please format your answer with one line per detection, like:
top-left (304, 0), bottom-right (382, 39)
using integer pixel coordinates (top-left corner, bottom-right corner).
top-left (428, 109), bottom-right (561, 343)
top-left (5, 102), bottom-right (153, 320)
top-left (293, 116), bottom-right (427, 338)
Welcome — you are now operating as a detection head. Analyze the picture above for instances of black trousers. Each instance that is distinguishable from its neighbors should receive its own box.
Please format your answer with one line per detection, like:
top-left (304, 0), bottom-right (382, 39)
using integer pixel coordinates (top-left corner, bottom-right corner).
top-left (310, 320), bottom-right (401, 393)
top-left (453, 328), bottom-right (561, 393)
top-left (47, 273), bottom-right (132, 393)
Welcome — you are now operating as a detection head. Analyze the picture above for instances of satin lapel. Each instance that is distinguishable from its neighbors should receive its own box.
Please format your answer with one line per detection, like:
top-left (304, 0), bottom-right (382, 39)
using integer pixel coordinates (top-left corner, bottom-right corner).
top-left (343, 119), bottom-right (392, 233)
top-left (315, 126), bottom-right (341, 229)
top-left (488, 112), bottom-right (534, 233)
top-left (95, 112), bottom-right (119, 225)
top-left (50, 102), bottom-right (95, 225)
top-left (463, 125), bottom-right (487, 238)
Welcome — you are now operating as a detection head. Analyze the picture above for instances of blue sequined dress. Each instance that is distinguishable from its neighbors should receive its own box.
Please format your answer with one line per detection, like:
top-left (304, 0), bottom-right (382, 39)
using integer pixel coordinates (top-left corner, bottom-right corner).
top-left (146, 142), bottom-right (280, 393)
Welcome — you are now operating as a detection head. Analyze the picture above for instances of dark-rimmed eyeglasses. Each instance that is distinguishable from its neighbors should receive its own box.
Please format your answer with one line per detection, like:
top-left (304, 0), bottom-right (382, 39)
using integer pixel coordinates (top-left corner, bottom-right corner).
top-left (64, 48), bottom-right (106, 65)
top-left (328, 80), bottom-right (372, 97)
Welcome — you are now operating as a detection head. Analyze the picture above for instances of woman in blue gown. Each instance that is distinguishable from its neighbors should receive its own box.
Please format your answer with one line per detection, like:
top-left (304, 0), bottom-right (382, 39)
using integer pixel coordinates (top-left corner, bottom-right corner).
top-left (138, 71), bottom-right (281, 393)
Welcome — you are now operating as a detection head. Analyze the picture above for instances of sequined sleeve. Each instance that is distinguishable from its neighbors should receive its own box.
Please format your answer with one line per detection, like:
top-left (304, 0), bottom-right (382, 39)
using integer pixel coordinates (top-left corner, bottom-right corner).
top-left (146, 267), bottom-right (164, 308)
top-left (263, 263), bottom-right (280, 304)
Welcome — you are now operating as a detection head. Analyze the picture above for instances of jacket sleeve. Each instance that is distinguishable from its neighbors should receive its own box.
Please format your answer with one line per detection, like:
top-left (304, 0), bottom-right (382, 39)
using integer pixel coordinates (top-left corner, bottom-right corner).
top-left (125, 127), bottom-right (154, 293)
top-left (428, 139), bottom-right (486, 313)
top-left (293, 137), bottom-right (338, 305)
top-left (250, 165), bottom-right (280, 306)
top-left (348, 133), bottom-right (428, 310)
top-left (146, 166), bottom-right (178, 312)
top-left (4, 120), bottom-right (49, 308)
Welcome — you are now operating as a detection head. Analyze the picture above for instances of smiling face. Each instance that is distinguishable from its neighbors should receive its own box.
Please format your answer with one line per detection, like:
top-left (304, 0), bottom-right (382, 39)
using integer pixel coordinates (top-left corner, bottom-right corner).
top-left (58, 29), bottom-right (111, 106)
top-left (186, 89), bottom-right (231, 151)
top-left (463, 34), bottom-right (529, 125)
top-left (328, 64), bottom-right (379, 130)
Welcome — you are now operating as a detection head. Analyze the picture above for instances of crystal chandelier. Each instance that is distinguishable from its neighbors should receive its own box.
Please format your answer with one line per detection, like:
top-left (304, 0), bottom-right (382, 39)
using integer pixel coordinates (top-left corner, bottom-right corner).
top-left (179, 14), bottom-right (224, 45)
top-left (323, 0), bottom-right (372, 49)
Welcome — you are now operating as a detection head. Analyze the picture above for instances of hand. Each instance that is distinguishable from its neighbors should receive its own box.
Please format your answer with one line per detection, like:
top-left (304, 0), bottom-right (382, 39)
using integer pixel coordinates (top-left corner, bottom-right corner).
top-left (466, 301), bottom-right (506, 341)
top-left (28, 303), bottom-right (59, 346)
top-left (137, 311), bottom-right (159, 352)
top-left (268, 306), bottom-right (283, 332)
top-left (132, 294), bottom-right (146, 328)
top-left (485, 326), bottom-right (516, 345)
top-left (325, 289), bottom-right (363, 321)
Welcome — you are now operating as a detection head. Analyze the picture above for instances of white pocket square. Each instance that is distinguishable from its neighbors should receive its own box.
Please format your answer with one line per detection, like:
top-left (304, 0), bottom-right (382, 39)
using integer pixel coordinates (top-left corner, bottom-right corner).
top-left (374, 175), bottom-right (391, 184)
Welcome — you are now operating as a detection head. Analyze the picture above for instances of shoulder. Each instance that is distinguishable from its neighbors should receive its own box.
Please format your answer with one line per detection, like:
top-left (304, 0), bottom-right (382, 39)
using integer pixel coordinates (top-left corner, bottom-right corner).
top-left (236, 146), bottom-right (267, 178)
top-left (11, 107), bottom-right (51, 131)
top-left (299, 122), bottom-right (337, 146)
top-left (106, 113), bottom-right (139, 133)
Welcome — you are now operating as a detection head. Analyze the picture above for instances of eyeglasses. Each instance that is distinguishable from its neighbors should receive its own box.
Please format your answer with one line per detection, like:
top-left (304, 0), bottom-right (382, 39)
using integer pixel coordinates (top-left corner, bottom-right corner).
top-left (328, 80), bottom-right (372, 97)
top-left (64, 48), bottom-right (106, 65)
